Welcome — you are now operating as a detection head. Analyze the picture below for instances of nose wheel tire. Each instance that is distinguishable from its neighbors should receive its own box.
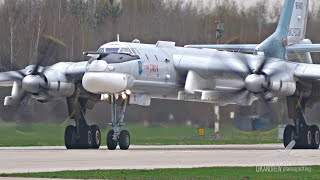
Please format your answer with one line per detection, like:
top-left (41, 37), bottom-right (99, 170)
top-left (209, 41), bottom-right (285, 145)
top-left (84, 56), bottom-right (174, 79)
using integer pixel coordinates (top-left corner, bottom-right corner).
top-left (65, 125), bottom-right (77, 149)
top-left (119, 130), bottom-right (130, 150)
top-left (90, 125), bottom-right (101, 149)
top-left (107, 130), bottom-right (118, 150)
top-left (310, 125), bottom-right (320, 149)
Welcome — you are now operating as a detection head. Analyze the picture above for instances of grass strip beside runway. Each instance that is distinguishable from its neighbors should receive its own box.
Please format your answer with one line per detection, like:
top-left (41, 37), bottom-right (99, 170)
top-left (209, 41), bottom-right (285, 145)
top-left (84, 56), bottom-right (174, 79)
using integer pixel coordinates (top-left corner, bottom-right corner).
top-left (0, 122), bottom-right (281, 146)
top-left (0, 166), bottom-right (318, 180)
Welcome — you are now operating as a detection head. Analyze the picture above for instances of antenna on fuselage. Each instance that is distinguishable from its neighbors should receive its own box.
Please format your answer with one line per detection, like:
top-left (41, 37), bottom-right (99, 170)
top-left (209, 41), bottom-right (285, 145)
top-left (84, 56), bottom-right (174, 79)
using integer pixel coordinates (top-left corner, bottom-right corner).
top-left (117, 34), bottom-right (120, 42)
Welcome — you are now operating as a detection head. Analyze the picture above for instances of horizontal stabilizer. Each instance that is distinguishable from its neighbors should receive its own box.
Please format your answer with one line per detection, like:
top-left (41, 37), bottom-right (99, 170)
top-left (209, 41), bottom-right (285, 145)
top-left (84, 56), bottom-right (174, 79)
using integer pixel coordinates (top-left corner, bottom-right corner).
top-left (287, 44), bottom-right (320, 53)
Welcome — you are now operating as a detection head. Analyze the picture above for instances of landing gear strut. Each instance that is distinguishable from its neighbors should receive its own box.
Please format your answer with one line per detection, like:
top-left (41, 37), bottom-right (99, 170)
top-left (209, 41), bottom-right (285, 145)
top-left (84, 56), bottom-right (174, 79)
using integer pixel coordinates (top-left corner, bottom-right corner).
top-left (283, 96), bottom-right (320, 149)
top-left (106, 95), bottom-right (130, 150)
top-left (64, 97), bottom-right (101, 149)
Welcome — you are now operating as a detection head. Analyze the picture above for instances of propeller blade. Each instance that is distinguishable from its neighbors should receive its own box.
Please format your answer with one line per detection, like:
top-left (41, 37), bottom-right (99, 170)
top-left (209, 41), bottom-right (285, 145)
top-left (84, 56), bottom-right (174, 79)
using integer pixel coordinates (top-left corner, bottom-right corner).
top-left (257, 92), bottom-right (275, 122)
top-left (239, 53), bottom-right (254, 75)
top-left (218, 53), bottom-right (253, 79)
top-left (229, 87), bottom-right (255, 106)
top-left (0, 71), bottom-right (25, 83)
top-left (254, 55), bottom-right (269, 74)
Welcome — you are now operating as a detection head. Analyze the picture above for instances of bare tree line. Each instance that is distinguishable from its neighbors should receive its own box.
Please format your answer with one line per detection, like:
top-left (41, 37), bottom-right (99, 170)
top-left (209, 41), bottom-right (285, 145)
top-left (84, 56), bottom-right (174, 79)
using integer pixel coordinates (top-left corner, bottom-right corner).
top-left (0, 0), bottom-right (319, 71)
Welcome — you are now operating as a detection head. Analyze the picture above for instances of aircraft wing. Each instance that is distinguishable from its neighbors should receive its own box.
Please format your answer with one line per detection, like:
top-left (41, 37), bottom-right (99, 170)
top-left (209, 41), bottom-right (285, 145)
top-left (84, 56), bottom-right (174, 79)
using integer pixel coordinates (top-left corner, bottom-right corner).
top-left (64, 61), bottom-right (88, 80)
top-left (173, 53), bottom-right (259, 78)
top-left (0, 61), bottom-right (88, 87)
top-left (185, 44), bottom-right (320, 53)
top-left (184, 44), bottom-right (258, 53)
top-left (294, 63), bottom-right (320, 80)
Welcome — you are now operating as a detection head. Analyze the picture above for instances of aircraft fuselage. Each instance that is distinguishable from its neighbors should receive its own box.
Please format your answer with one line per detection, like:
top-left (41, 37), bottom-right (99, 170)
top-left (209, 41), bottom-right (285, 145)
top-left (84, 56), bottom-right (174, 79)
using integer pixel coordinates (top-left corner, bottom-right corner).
top-left (82, 41), bottom-right (298, 106)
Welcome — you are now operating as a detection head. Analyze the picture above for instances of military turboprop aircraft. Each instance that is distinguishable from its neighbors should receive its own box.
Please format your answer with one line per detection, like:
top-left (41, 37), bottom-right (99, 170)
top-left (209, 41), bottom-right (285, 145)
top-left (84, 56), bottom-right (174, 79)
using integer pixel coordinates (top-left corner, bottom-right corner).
top-left (1, 0), bottom-right (320, 150)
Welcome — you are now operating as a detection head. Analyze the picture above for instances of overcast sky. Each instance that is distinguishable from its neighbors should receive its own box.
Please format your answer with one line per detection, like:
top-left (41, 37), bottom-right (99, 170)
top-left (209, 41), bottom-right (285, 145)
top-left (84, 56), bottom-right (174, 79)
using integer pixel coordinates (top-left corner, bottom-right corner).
top-left (184, 0), bottom-right (319, 11)
top-left (0, 0), bottom-right (318, 12)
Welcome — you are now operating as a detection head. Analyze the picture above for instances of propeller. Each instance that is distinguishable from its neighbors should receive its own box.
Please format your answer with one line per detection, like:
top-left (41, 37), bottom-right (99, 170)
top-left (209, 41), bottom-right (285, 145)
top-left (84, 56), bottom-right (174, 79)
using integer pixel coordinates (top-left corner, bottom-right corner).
top-left (0, 60), bottom-right (47, 130)
top-left (16, 64), bottom-right (48, 98)
top-left (0, 34), bottom-right (69, 104)
top-left (0, 35), bottom-right (70, 133)
top-left (21, 72), bottom-right (47, 94)
top-left (220, 53), bottom-right (282, 120)
top-left (226, 54), bottom-right (276, 97)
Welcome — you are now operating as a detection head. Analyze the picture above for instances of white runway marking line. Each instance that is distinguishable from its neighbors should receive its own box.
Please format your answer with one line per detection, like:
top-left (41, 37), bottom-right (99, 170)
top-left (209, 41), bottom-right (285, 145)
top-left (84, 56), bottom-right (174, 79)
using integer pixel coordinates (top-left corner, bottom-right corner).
top-left (0, 144), bottom-right (319, 174)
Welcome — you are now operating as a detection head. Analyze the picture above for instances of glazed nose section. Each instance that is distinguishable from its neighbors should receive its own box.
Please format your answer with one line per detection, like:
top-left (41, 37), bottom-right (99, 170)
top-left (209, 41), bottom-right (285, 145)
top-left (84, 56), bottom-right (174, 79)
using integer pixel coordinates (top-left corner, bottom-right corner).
top-left (82, 72), bottom-right (135, 94)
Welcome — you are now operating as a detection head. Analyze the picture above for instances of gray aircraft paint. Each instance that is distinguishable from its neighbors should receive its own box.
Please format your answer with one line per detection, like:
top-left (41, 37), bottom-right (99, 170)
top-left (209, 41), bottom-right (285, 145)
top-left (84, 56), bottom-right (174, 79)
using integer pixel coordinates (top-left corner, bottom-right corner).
top-left (83, 39), bottom-right (315, 106)
top-left (2, 0), bottom-right (320, 108)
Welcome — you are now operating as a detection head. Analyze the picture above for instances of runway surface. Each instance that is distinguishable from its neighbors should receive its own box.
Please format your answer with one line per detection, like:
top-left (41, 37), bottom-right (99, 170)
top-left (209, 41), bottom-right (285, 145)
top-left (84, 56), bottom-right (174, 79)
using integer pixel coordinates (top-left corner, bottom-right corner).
top-left (0, 144), bottom-right (319, 174)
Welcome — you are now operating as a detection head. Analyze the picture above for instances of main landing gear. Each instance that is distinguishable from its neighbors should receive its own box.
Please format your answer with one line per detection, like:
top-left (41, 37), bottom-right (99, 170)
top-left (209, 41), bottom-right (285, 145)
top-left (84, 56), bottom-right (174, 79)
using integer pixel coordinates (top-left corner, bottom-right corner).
top-left (283, 96), bottom-right (320, 149)
top-left (64, 97), bottom-right (101, 149)
top-left (283, 124), bottom-right (319, 149)
top-left (106, 95), bottom-right (130, 150)
top-left (64, 124), bottom-right (101, 149)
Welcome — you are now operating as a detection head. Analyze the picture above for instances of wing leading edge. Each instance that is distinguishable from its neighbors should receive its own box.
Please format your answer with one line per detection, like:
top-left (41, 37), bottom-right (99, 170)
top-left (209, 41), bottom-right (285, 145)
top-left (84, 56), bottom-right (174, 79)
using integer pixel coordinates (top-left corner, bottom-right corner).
top-left (185, 44), bottom-right (320, 53)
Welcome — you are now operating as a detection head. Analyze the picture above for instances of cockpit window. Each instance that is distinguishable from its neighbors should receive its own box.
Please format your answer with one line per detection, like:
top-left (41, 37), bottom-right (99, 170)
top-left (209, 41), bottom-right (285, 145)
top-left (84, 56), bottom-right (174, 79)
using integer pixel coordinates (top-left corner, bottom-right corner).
top-left (119, 48), bottom-right (132, 54)
top-left (97, 48), bottom-right (120, 53)
top-left (105, 48), bottom-right (119, 53)
top-left (88, 52), bottom-right (140, 65)
top-left (97, 48), bottom-right (104, 53)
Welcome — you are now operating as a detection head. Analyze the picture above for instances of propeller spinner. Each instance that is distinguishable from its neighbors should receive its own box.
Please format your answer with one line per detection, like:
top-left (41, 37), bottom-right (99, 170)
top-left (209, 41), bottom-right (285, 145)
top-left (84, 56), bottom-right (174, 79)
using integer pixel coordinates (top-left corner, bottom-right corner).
top-left (22, 75), bottom-right (47, 94)
top-left (226, 54), bottom-right (295, 104)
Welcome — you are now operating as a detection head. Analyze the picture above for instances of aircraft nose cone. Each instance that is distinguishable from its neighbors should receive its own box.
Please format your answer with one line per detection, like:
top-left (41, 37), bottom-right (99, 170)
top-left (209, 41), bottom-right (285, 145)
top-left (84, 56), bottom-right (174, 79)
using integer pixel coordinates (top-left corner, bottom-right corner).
top-left (22, 75), bottom-right (43, 93)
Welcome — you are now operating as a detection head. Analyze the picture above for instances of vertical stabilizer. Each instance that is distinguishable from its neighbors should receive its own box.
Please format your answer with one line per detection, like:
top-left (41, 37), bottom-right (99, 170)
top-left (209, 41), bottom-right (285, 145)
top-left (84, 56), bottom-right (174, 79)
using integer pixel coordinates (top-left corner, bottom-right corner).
top-left (254, 0), bottom-right (295, 59)
top-left (288, 0), bottom-right (309, 44)
top-left (287, 0), bottom-right (312, 63)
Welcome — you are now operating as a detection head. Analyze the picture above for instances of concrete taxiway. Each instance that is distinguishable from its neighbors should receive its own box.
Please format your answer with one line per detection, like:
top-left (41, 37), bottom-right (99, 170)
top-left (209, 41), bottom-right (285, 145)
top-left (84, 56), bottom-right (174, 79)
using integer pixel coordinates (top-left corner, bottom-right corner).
top-left (0, 144), bottom-right (319, 174)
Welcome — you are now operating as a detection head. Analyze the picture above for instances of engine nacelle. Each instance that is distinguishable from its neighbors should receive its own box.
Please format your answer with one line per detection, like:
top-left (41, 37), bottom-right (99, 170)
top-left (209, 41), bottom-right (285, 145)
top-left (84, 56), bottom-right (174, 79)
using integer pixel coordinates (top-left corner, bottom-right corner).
top-left (268, 73), bottom-right (296, 98)
top-left (41, 70), bottom-right (75, 98)
top-left (82, 72), bottom-right (134, 94)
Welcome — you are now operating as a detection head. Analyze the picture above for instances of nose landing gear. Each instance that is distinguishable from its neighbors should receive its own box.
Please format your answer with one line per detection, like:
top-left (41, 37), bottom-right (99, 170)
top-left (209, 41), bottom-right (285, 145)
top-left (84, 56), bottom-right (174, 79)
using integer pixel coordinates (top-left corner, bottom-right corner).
top-left (106, 95), bottom-right (130, 150)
